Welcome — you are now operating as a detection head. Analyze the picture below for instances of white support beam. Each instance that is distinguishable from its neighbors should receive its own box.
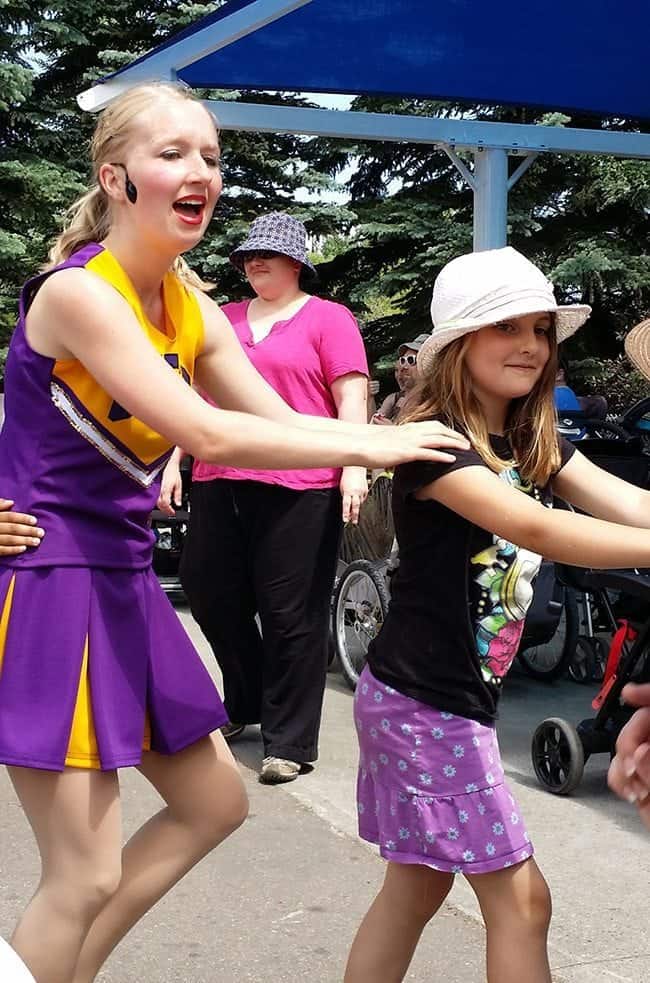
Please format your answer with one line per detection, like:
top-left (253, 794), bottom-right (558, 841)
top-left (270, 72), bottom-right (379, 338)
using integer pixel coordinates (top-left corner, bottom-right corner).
top-left (77, 0), bottom-right (311, 112)
top-left (205, 100), bottom-right (650, 160)
top-left (507, 152), bottom-right (539, 191)
top-left (443, 146), bottom-right (476, 191)
top-left (473, 149), bottom-right (509, 250)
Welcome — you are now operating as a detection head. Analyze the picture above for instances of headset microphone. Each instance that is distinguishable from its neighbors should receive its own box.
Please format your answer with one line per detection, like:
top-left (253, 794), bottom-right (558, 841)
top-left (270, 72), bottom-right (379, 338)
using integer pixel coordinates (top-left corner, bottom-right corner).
top-left (124, 174), bottom-right (138, 204)
top-left (110, 162), bottom-right (138, 204)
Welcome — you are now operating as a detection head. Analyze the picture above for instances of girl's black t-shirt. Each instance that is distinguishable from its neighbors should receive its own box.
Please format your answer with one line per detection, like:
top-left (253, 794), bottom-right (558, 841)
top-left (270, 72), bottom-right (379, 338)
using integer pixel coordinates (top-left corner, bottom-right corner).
top-left (367, 434), bottom-right (575, 723)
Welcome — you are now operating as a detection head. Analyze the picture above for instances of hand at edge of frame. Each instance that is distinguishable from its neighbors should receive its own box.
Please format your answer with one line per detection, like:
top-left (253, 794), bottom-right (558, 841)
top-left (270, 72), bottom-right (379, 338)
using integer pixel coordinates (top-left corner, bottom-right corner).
top-left (0, 499), bottom-right (44, 555)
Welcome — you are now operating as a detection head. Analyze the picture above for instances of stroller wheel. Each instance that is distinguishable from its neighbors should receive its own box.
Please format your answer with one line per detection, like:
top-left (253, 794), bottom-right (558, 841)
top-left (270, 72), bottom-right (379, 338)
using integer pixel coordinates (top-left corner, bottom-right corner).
top-left (333, 560), bottom-right (390, 691)
top-left (568, 636), bottom-right (597, 684)
top-left (531, 717), bottom-right (585, 795)
top-left (590, 637), bottom-right (608, 683)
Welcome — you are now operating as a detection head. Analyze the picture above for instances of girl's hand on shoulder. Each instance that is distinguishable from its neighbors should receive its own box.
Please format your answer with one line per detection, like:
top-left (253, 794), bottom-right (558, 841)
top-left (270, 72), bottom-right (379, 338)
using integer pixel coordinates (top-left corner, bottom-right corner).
top-left (0, 499), bottom-right (44, 555)
top-left (341, 466), bottom-right (369, 524)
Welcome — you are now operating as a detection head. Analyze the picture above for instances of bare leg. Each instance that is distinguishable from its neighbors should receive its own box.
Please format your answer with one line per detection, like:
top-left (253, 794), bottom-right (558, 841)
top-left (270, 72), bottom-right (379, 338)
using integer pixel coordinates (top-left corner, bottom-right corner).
top-left (8, 766), bottom-right (122, 983)
top-left (466, 858), bottom-right (552, 983)
top-left (344, 861), bottom-right (454, 983)
top-left (72, 731), bottom-right (248, 983)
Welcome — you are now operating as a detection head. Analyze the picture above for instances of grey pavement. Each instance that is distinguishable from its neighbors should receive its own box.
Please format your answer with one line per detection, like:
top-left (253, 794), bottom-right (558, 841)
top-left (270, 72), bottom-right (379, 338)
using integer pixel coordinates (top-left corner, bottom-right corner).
top-left (1, 607), bottom-right (649, 982)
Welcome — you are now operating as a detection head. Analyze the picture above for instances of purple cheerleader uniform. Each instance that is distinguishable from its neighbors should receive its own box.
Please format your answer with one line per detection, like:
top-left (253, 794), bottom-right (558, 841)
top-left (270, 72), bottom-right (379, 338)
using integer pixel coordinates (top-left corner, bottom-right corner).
top-left (356, 432), bottom-right (575, 873)
top-left (0, 243), bottom-right (227, 772)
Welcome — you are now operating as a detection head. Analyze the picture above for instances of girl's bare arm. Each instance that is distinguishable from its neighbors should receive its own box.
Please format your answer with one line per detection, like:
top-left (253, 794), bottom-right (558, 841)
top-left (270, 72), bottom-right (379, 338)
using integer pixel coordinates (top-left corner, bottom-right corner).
top-left (421, 465), bottom-right (650, 570)
top-left (553, 449), bottom-right (650, 527)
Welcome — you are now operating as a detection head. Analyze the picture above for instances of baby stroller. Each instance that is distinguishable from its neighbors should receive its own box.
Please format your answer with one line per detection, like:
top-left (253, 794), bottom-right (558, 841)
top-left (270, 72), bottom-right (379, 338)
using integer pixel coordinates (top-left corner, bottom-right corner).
top-left (531, 429), bottom-right (650, 794)
top-left (531, 569), bottom-right (650, 794)
top-left (331, 473), bottom-right (395, 691)
top-left (151, 456), bottom-right (192, 599)
top-left (552, 416), bottom-right (650, 683)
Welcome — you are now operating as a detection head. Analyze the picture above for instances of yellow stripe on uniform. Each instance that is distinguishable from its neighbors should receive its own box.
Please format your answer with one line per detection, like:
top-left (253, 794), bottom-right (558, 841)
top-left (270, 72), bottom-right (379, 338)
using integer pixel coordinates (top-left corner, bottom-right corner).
top-left (64, 637), bottom-right (152, 770)
top-left (64, 637), bottom-right (101, 768)
top-left (0, 575), bottom-right (16, 676)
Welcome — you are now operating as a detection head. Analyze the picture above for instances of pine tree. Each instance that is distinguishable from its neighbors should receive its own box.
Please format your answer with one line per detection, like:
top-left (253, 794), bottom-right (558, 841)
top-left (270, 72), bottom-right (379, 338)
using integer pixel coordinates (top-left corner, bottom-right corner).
top-left (312, 97), bottom-right (650, 368)
top-left (0, 1), bottom-right (351, 378)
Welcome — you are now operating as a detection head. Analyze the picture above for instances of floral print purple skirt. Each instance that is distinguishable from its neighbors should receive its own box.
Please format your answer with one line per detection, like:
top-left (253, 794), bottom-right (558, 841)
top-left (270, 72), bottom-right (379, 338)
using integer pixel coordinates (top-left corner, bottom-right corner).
top-left (354, 666), bottom-right (534, 875)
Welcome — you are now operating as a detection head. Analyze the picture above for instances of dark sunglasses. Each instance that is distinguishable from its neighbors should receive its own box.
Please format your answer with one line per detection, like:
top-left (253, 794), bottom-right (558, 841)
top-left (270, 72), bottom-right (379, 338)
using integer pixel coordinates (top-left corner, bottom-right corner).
top-left (241, 249), bottom-right (282, 261)
top-left (398, 354), bottom-right (417, 367)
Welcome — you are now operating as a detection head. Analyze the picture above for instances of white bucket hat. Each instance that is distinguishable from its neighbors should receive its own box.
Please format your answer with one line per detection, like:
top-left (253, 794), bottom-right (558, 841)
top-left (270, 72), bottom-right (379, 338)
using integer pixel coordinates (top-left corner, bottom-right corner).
top-left (418, 247), bottom-right (591, 375)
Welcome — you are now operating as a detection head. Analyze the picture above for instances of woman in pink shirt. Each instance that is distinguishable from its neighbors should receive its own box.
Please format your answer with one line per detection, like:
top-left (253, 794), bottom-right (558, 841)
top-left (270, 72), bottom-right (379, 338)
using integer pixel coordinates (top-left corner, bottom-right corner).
top-left (160, 213), bottom-right (370, 784)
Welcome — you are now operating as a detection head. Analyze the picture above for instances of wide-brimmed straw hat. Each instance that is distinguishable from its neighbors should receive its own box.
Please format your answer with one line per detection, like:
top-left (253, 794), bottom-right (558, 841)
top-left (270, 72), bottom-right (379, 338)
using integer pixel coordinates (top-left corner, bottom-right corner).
top-left (624, 319), bottom-right (650, 382)
top-left (230, 212), bottom-right (316, 276)
top-left (418, 247), bottom-right (591, 375)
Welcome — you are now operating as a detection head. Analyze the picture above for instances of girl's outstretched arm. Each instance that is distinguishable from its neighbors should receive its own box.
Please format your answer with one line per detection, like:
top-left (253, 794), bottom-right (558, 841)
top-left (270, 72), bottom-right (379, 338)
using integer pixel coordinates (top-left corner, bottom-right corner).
top-left (552, 448), bottom-right (650, 527)
top-left (423, 465), bottom-right (650, 570)
top-left (24, 270), bottom-right (467, 473)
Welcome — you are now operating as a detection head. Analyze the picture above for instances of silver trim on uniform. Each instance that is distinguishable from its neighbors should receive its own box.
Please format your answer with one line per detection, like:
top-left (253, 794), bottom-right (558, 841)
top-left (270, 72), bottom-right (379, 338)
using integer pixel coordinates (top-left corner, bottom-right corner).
top-left (50, 382), bottom-right (164, 487)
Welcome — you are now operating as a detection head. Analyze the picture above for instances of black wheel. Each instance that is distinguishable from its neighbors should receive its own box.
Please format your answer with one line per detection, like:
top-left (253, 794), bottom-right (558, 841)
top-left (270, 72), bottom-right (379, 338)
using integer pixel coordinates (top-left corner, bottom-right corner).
top-left (517, 587), bottom-right (578, 681)
top-left (333, 560), bottom-right (390, 691)
top-left (531, 717), bottom-right (585, 794)
top-left (590, 636), bottom-right (608, 683)
top-left (568, 636), bottom-right (597, 684)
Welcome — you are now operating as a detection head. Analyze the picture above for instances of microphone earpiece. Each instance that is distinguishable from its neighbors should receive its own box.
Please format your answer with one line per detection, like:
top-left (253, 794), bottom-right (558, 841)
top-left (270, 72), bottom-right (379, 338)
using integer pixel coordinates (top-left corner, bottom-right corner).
top-left (109, 162), bottom-right (138, 204)
top-left (124, 176), bottom-right (138, 204)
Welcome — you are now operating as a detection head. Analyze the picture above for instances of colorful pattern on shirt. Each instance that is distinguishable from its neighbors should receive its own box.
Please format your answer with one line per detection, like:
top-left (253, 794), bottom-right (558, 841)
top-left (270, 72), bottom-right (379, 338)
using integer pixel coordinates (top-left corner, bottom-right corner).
top-left (471, 466), bottom-right (544, 685)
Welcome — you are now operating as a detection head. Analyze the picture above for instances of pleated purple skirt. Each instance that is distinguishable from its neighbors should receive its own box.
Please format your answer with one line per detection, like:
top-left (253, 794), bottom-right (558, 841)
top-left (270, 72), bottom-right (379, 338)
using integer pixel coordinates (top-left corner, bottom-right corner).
top-left (0, 565), bottom-right (227, 771)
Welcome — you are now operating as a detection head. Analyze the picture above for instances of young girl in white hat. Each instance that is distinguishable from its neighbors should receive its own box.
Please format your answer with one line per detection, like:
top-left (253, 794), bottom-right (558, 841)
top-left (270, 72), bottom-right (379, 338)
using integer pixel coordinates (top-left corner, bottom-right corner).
top-left (346, 246), bottom-right (650, 983)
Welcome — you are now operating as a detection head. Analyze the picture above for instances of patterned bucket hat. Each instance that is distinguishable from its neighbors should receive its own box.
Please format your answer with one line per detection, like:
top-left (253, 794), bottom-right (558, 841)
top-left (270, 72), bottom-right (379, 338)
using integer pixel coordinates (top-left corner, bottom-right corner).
top-left (229, 212), bottom-right (317, 275)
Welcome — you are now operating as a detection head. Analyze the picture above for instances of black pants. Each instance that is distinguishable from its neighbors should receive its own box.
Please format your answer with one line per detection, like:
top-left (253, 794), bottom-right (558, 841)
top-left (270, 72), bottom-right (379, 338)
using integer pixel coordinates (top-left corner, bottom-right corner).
top-left (179, 479), bottom-right (342, 763)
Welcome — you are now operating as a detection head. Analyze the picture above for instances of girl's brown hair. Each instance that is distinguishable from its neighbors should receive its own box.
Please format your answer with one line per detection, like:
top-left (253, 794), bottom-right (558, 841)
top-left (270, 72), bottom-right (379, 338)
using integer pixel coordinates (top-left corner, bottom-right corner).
top-left (400, 320), bottom-right (561, 486)
top-left (46, 82), bottom-right (217, 291)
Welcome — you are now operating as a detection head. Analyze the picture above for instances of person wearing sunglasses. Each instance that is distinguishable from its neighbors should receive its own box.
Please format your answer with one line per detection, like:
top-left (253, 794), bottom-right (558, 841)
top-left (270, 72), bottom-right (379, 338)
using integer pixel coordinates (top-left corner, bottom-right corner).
top-left (373, 334), bottom-right (429, 424)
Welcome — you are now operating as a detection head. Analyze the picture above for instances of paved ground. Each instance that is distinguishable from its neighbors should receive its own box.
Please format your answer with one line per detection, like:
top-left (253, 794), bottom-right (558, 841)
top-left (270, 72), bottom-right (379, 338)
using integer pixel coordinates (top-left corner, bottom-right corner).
top-left (1, 607), bottom-right (649, 982)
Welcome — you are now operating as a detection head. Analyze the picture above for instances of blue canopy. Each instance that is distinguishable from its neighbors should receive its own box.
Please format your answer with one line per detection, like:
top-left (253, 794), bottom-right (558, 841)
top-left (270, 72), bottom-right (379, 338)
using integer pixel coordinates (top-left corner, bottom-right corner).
top-left (80, 0), bottom-right (650, 249)
top-left (117, 0), bottom-right (648, 120)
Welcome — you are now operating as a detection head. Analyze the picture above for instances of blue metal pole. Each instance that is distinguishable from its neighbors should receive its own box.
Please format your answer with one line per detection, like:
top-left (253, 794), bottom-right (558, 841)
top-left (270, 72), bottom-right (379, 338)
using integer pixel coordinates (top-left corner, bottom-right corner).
top-left (473, 148), bottom-right (508, 250)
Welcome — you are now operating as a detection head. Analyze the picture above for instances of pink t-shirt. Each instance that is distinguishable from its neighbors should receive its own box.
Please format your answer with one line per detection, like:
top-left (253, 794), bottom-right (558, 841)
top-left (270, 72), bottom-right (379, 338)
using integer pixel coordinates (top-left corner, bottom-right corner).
top-left (193, 295), bottom-right (369, 490)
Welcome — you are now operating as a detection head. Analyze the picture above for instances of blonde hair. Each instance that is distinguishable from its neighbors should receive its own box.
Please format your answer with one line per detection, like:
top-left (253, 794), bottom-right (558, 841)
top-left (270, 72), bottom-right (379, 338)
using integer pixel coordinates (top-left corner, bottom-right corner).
top-left (46, 82), bottom-right (216, 291)
top-left (401, 321), bottom-right (561, 486)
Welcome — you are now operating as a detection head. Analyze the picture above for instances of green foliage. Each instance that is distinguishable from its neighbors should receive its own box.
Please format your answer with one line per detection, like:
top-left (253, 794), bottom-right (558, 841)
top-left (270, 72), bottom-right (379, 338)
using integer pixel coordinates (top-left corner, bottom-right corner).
top-left (311, 98), bottom-right (650, 367)
top-left (568, 356), bottom-right (649, 415)
top-left (0, 2), bottom-right (351, 354)
top-left (1, 6), bottom-right (649, 389)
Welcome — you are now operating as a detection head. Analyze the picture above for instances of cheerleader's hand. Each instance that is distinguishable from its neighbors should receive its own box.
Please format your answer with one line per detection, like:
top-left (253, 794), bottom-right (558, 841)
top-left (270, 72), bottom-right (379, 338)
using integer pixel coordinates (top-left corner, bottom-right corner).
top-left (363, 419), bottom-right (469, 469)
top-left (157, 459), bottom-right (183, 516)
top-left (0, 499), bottom-right (44, 554)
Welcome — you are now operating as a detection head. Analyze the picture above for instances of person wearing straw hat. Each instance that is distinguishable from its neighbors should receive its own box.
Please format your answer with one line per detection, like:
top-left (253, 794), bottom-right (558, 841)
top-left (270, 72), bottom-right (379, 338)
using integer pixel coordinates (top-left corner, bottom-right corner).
top-left (159, 212), bottom-right (371, 785)
top-left (608, 322), bottom-right (650, 829)
top-left (624, 316), bottom-right (650, 382)
top-left (346, 246), bottom-right (650, 983)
